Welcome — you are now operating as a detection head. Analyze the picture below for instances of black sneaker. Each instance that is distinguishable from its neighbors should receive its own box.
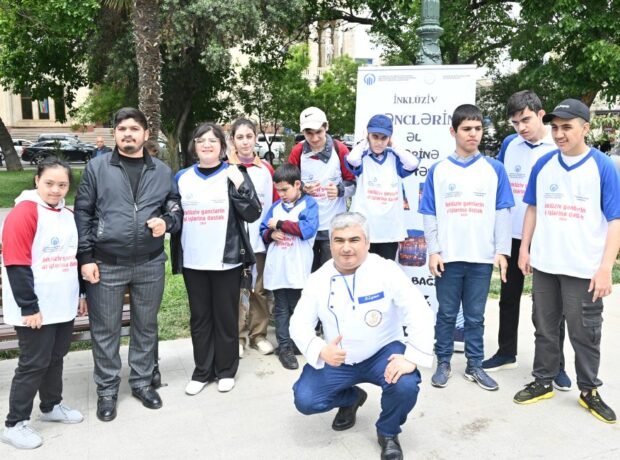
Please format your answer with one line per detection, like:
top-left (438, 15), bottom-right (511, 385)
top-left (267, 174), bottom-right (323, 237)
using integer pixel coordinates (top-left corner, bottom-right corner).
top-left (579, 389), bottom-right (617, 424)
top-left (513, 381), bottom-right (554, 404)
top-left (278, 346), bottom-right (299, 370)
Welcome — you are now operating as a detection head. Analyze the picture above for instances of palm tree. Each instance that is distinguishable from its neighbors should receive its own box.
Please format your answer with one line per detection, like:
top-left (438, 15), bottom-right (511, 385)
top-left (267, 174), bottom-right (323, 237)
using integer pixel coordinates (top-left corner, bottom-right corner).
top-left (105, 0), bottom-right (162, 140)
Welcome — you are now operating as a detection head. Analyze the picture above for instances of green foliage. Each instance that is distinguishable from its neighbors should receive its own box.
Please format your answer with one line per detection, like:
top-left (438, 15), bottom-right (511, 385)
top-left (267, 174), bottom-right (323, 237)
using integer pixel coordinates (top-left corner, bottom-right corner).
top-left (72, 84), bottom-right (133, 126)
top-left (313, 55), bottom-right (359, 136)
top-left (588, 113), bottom-right (620, 147)
top-left (0, 0), bottom-right (100, 118)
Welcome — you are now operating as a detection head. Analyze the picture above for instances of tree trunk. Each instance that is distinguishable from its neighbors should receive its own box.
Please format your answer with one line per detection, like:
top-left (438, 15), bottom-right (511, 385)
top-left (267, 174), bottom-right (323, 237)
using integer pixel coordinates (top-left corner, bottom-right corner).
top-left (0, 117), bottom-right (24, 171)
top-left (131, 0), bottom-right (162, 140)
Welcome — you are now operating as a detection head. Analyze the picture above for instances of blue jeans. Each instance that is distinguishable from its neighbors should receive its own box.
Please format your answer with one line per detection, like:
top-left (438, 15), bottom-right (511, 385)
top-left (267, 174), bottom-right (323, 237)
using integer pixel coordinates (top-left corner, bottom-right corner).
top-left (273, 288), bottom-right (301, 348)
top-left (434, 262), bottom-right (493, 368)
top-left (292, 341), bottom-right (422, 436)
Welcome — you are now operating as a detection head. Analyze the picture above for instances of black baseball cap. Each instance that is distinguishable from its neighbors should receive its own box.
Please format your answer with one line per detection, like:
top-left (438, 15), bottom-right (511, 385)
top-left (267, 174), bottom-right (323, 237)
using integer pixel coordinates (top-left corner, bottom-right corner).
top-left (543, 98), bottom-right (590, 123)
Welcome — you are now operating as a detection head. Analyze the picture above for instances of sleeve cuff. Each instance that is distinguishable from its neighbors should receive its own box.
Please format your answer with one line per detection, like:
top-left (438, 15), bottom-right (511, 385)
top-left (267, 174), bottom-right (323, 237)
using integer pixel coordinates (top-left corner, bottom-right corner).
top-left (404, 343), bottom-right (434, 369)
top-left (306, 336), bottom-right (328, 369)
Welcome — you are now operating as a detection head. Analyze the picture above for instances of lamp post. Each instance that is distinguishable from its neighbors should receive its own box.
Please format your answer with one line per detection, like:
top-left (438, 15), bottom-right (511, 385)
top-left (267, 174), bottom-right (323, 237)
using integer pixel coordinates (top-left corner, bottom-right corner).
top-left (417, 0), bottom-right (444, 65)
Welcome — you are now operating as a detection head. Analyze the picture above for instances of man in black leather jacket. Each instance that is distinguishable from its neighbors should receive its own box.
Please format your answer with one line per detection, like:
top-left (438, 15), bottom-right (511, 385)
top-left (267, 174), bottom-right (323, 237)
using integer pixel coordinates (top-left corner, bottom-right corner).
top-left (75, 107), bottom-right (182, 422)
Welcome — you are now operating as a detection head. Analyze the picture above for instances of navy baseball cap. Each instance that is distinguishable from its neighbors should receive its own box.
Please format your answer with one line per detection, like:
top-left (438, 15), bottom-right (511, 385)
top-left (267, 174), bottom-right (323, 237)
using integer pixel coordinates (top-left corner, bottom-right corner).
top-left (543, 98), bottom-right (590, 123)
top-left (367, 114), bottom-right (393, 136)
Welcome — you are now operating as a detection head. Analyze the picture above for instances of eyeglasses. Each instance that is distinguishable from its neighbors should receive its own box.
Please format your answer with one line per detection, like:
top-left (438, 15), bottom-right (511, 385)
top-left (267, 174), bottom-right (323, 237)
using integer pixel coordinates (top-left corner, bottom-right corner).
top-left (194, 137), bottom-right (220, 145)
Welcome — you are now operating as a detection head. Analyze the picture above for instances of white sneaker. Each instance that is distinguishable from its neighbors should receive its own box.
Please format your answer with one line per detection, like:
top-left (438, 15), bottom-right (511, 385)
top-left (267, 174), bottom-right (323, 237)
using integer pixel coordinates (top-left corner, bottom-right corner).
top-left (1, 421), bottom-right (43, 449)
top-left (185, 380), bottom-right (208, 396)
top-left (252, 338), bottom-right (275, 355)
top-left (40, 403), bottom-right (83, 424)
top-left (239, 343), bottom-right (245, 358)
top-left (217, 378), bottom-right (235, 393)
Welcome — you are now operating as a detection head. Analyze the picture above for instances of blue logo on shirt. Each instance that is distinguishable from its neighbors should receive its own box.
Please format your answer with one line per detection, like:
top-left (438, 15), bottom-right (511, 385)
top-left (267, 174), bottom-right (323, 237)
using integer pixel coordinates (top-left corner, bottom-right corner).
top-left (358, 292), bottom-right (385, 303)
top-left (515, 165), bottom-right (522, 173)
top-left (550, 184), bottom-right (559, 192)
top-left (448, 183), bottom-right (456, 191)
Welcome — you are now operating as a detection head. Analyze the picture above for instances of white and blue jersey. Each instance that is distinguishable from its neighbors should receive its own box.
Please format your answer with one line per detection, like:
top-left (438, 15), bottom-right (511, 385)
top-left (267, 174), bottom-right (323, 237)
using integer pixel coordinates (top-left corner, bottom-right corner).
top-left (261, 194), bottom-right (319, 290)
top-left (348, 149), bottom-right (414, 243)
top-left (419, 154), bottom-right (514, 264)
top-left (497, 131), bottom-right (556, 239)
top-left (523, 148), bottom-right (620, 279)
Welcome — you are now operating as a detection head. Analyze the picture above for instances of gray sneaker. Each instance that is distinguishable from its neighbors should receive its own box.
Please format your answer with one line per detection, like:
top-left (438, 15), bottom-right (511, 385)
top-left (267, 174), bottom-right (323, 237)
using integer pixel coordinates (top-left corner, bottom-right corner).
top-left (1, 421), bottom-right (43, 449)
top-left (464, 366), bottom-right (499, 391)
top-left (431, 362), bottom-right (451, 388)
top-left (40, 403), bottom-right (84, 424)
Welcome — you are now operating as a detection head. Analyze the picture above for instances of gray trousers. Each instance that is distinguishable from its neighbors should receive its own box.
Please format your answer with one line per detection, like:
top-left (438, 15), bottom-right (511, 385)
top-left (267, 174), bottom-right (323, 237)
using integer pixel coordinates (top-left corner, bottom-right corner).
top-left (87, 253), bottom-right (165, 396)
top-left (532, 269), bottom-right (603, 391)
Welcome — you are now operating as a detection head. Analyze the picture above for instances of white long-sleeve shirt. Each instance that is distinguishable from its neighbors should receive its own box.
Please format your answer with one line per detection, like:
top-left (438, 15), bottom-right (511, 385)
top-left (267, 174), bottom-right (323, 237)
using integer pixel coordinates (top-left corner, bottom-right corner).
top-left (290, 253), bottom-right (435, 369)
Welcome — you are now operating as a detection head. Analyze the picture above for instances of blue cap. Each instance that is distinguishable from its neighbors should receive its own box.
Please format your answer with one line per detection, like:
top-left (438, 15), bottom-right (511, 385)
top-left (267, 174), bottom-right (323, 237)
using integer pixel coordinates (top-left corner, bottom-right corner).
top-left (367, 114), bottom-right (393, 137)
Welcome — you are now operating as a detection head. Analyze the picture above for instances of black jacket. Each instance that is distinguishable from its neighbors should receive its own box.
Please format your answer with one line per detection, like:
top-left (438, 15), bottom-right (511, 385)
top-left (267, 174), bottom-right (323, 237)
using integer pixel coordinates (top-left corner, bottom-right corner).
top-left (171, 164), bottom-right (262, 274)
top-left (75, 148), bottom-right (182, 265)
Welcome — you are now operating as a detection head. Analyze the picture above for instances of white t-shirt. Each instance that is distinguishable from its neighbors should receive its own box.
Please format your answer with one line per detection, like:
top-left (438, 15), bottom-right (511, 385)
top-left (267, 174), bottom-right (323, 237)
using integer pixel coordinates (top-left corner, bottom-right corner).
top-left (419, 155), bottom-right (515, 264)
top-left (244, 161), bottom-right (273, 253)
top-left (497, 131), bottom-right (556, 239)
top-left (1, 191), bottom-right (79, 326)
top-left (349, 151), bottom-right (409, 243)
top-left (176, 164), bottom-right (240, 271)
top-left (263, 195), bottom-right (318, 290)
top-left (523, 148), bottom-right (620, 279)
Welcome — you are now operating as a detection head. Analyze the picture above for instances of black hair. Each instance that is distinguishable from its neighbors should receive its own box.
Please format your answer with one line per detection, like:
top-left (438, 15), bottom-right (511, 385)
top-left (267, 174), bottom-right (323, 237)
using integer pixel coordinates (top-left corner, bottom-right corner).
top-left (273, 163), bottom-right (301, 185)
top-left (451, 104), bottom-right (483, 130)
top-left (33, 156), bottom-right (73, 187)
top-left (188, 122), bottom-right (227, 160)
top-left (231, 118), bottom-right (257, 137)
top-left (114, 107), bottom-right (148, 130)
top-left (506, 90), bottom-right (543, 118)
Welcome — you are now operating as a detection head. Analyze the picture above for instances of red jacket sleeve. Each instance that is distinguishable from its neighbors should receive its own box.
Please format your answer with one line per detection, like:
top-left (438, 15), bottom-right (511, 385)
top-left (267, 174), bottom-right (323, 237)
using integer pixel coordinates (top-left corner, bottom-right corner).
top-left (334, 140), bottom-right (355, 182)
top-left (2, 201), bottom-right (38, 266)
top-left (288, 143), bottom-right (303, 167)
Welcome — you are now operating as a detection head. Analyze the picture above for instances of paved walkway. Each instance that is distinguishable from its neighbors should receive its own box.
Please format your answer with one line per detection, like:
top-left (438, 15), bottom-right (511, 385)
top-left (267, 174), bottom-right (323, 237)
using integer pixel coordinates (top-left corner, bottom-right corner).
top-left (1, 289), bottom-right (619, 459)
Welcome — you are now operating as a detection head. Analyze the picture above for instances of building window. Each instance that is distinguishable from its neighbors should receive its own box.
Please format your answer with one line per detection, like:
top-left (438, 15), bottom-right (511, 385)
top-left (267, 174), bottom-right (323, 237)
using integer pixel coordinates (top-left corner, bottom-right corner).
top-left (38, 99), bottom-right (50, 120)
top-left (21, 94), bottom-right (33, 120)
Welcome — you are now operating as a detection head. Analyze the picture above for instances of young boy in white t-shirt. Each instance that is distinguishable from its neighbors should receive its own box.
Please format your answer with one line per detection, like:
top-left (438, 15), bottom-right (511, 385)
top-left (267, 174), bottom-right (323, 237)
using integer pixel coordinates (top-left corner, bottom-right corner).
top-left (261, 164), bottom-right (319, 370)
top-left (346, 114), bottom-right (419, 261)
top-left (419, 104), bottom-right (514, 392)
top-left (513, 99), bottom-right (620, 424)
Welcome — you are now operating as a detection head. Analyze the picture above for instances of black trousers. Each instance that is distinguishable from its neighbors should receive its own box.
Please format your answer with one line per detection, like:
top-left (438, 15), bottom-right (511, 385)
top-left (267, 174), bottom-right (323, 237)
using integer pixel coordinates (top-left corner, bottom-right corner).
top-left (311, 236), bottom-right (332, 273)
top-left (369, 242), bottom-right (399, 261)
top-left (5, 320), bottom-right (74, 427)
top-left (182, 266), bottom-right (242, 382)
top-left (497, 238), bottom-right (565, 365)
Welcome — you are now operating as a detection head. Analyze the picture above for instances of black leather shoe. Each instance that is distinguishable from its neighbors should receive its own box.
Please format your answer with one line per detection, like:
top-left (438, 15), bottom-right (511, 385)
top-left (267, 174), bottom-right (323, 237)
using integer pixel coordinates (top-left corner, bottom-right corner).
top-left (332, 387), bottom-right (368, 431)
top-left (131, 386), bottom-right (163, 409)
top-left (151, 365), bottom-right (162, 389)
top-left (278, 346), bottom-right (299, 370)
top-left (97, 395), bottom-right (117, 422)
top-left (378, 434), bottom-right (403, 460)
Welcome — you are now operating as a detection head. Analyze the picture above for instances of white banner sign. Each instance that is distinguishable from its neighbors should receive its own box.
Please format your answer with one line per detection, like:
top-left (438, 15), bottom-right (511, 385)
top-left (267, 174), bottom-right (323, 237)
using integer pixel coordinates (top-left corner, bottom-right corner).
top-left (355, 65), bottom-right (477, 312)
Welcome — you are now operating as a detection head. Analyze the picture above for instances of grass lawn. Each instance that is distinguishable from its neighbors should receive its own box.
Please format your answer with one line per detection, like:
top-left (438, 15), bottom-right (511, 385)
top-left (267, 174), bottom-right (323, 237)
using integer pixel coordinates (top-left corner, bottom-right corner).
top-left (0, 169), bottom-right (83, 207)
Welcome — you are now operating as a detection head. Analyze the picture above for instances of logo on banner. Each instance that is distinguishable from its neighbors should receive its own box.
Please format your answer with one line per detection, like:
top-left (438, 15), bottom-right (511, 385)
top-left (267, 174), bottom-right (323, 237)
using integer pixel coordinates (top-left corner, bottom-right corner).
top-left (364, 74), bottom-right (376, 86)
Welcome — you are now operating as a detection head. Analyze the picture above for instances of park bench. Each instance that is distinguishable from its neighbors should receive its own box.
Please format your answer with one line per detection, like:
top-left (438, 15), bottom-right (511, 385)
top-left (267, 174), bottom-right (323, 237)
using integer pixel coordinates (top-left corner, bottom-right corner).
top-left (0, 245), bottom-right (131, 352)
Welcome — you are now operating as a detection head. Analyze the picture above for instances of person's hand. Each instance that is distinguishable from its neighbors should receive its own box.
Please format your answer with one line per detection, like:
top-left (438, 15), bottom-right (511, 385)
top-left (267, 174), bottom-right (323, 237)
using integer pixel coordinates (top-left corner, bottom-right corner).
top-left (319, 335), bottom-right (347, 366)
top-left (81, 263), bottom-right (100, 284)
top-left (146, 217), bottom-right (166, 238)
top-left (271, 230), bottom-right (285, 241)
top-left (267, 218), bottom-right (279, 230)
top-left (384, 354), bottom-right (416, 384)
top-left (78, 297), bottom-right (88, 317)
top-left (227, 164), bottom-right (244, 190)
top-left (325, 182), bottom-right (338, 200)
top-left (303, 181), bottom-right (320, 196)
top-left (518, 247), bottom-right (531, 276)
top-left (589, 266), bottom-right (612, 302)
top-left (429, 253), bottom-right (444, 278)
top-left (23, 312), bottom-right (43, 329)
top-left (494, 254), bottom-right (508, 283)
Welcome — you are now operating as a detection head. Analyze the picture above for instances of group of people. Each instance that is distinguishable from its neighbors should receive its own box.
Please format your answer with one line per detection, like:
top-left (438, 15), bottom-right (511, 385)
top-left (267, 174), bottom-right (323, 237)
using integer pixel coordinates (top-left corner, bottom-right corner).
top-left (1, 91), bottom-right (619, 459)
